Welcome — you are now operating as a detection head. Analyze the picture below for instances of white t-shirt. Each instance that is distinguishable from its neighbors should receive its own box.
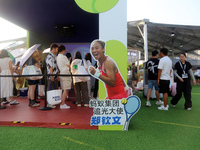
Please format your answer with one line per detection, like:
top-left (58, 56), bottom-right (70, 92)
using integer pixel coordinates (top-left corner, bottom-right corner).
top-left (57, 54), bottom-right (70, 74)
top-left (85, 60), bottom-right (92, 68)
top-left (71, 59), bottom-right (88, 83)
top-left (158, 56), bottom-right (172, 80)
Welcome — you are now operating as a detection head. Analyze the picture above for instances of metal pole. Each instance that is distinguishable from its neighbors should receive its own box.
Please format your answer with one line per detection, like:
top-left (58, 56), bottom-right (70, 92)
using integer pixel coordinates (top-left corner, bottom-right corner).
top-left (143, 21), bottom-right (148, 62)
top-left (137, 50), bottom-right (140, 81)
top-left (172, 38), bottom-right (175, 61)
top-left (39, 70), bottom-right (52, 111)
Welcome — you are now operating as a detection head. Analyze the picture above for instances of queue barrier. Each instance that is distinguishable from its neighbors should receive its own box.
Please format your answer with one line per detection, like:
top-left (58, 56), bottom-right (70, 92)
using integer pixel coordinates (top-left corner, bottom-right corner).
top-left (0, 71), bottom-right (91, 110)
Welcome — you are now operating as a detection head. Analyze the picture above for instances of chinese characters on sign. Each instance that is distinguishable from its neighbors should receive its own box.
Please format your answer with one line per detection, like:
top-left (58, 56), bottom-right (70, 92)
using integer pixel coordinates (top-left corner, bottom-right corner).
top-left (90, 99), bottom-right (126, 126)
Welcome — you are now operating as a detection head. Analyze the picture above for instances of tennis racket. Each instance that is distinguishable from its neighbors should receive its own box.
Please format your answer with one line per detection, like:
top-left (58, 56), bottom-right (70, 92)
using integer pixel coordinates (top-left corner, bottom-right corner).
top-left (123, 95), bottom-right (141, 131)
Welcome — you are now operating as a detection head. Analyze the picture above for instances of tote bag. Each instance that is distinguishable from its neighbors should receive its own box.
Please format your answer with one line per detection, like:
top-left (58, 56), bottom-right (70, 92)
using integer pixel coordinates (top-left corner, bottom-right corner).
top-left (22, 65), bottom-right (43, 80)
top-left (74, 60), bottom-right (90, 82)
top-left (38, 85), bottom-right (45, 97)
top-left (47, 82), bottom-right (62, 105)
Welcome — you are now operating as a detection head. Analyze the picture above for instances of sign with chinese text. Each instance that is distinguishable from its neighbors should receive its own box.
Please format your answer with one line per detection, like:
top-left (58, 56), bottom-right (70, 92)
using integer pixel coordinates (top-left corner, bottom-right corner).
top-left (90, 96), bottom-right (141, 131)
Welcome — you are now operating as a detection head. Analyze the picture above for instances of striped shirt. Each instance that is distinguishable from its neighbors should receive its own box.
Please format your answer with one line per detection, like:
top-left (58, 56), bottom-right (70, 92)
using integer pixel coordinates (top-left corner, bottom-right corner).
top-left (46, 52), bottom-right (59, 79)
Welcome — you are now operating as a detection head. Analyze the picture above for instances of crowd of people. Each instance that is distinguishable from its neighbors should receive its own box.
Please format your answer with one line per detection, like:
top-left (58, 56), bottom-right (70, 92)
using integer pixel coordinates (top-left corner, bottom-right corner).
top-left (0, 44), bottom-right (199, 111)
top-left (36, 43), bottom-right (96, 109)
top-left (144, 48), bottom-right (196, 111)
top-left (0, 43), bottom-right (99, 109)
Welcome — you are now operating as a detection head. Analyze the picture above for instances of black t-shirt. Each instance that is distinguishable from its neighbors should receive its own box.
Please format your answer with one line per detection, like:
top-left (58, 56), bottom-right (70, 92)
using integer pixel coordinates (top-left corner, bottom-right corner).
top-left (174, 61), bottom-right (192, 80)
top-left (145, 58), bottom-right (160, 80)
top-left (131, 66), bottom-right (137, 76)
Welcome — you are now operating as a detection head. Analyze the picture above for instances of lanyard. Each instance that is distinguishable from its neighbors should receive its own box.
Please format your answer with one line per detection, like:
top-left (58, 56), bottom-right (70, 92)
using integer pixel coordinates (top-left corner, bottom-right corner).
top-left (179, 61), bottom-right (186, 74)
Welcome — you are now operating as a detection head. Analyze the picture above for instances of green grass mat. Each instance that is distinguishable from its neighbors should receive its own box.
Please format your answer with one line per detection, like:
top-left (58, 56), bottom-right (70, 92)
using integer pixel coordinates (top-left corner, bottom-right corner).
top-left (0, 85), bottom-right (200, 150)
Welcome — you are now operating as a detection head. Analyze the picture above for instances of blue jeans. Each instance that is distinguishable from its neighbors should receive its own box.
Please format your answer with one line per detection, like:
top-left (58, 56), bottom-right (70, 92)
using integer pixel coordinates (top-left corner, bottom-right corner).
top-left (148, 80), bottom-right (159, 91)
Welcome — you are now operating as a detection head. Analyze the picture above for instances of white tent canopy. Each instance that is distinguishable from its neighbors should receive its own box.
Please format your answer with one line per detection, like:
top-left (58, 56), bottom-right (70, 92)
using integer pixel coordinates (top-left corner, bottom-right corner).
top-left (128, 19), bottom-right (200, 60)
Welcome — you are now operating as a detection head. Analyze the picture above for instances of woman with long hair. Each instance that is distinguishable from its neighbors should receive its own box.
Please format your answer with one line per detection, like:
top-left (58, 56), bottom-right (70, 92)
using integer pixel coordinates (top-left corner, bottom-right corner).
top-left (0, 49), bottom-right (19, 105)
top-left (85, 53), bottom-right (92, 98)
top-left (27, 51), bottom-right (40, 107)
top-left (89, 40), bottom-right (128, 100)
top-left (71, 51), bottom-right (90, 107)
top-left (170, 52), bottom-right (196, 111)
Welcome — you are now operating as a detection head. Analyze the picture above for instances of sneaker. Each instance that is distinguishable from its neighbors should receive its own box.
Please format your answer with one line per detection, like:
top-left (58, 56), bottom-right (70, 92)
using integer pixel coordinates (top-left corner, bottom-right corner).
top-left (171, 104), bottom-right (176, 108)
top-left (35, 100), bottom-right (40, 103)
top-left (160, 104), bottom-right (169, 108)
top-left (156, 100), bottom-right (164, 105)
top-left (187, 108), bottom-right (192, 111)
top-left (146, 101), bottom-right (151, 107)
top-left (77, 104), bottom-right (81, 107)
top-left (31, 103), bottom-right (40, 107)
top-left (10, 100), bottom-right (19, 105)
top-left (72, 101), bottom-right (76, 104)
top-left (84, 104), bottom-right (89, 107)
top-left (3, 100), bottom-right (10, 104)
top-left (47, 104), bottom-right (56, 109)
top-left (60, 104), bottom-right (70, 109)
top-left (158, 105), bottom-right (168, 110)
top-left (0, 105), bottom-right (6, 109)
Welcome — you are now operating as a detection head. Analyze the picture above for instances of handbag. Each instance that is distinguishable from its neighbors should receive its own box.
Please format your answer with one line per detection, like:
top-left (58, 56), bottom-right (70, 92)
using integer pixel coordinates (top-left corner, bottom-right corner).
top-left (47, 82), bottom-right (62, 105)
top-left (22, 65), bottom-right (43, 80)
top-left (74, 60), bottom-right (90, 82)
top-left (38, 85), bottom-right (45, 97)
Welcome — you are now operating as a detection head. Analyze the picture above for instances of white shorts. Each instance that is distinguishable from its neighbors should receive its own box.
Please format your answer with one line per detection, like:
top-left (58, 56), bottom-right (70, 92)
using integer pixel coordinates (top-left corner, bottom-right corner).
top-left (60, 76), bottom-right (72, 90)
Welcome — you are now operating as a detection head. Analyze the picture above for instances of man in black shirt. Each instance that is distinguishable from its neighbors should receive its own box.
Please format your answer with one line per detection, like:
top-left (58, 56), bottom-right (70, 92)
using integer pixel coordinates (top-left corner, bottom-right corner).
top-left (145, 50), bottom-right (163, 107)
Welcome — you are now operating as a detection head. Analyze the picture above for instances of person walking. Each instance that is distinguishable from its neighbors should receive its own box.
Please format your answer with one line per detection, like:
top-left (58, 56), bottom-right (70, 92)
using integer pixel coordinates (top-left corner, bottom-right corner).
top-left (57, 45), bottom-right (71, 109)
top-left (157, 48), bottom-right (172, 110)
top-left (170, 53), bottom-right (196, 111)
top-left (46, 43), bottom-right (59, 108)
top-left (145, 50), bottom-right (163, 107)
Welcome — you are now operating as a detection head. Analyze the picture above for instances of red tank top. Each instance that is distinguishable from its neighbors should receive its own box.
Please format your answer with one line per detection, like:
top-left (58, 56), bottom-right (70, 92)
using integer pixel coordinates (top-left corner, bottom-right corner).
top-left (99, 57), bottom-right (127, 100)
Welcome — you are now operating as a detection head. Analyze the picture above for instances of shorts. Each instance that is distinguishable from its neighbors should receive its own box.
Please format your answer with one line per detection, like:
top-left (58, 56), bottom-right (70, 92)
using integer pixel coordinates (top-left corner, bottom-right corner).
top-left (159, 79), bottom-right (170, 93)
top-left (148, 80), bottom-right (159, 91)
top-left (60, 76), bottom-right (72, 90)
top-left (195, 75), bottom-right (200, 79)
top-left (131, 74), bottom-right (137, 81)
top-left (28, 80), bottom-right (39, 85)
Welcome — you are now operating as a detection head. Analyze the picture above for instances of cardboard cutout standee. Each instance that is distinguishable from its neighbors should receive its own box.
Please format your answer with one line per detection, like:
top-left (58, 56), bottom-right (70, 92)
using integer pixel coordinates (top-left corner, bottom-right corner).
top-left (75, 0), bottom-right (141, 131)
top-left (87, 40), bottom-right (141, 131)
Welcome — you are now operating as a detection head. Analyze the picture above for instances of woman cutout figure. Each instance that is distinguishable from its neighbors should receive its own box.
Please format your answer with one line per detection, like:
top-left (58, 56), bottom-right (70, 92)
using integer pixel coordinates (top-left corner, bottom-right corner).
top-left (89, 40), bottom-right (130, 100)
